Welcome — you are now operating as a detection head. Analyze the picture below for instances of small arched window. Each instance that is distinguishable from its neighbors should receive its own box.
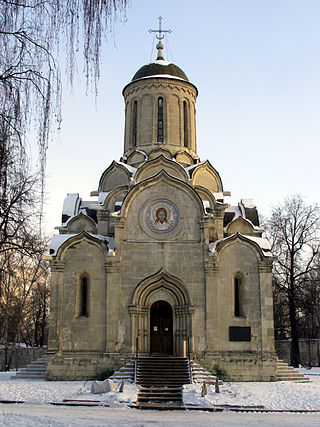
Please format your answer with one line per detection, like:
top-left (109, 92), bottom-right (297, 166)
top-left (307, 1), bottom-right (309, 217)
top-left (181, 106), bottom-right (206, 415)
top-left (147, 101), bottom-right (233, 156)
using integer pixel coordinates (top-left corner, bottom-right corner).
top-left (234, 274), bottom-right (243, 317)
top-left (80, 275), bottom-right (89, 316)
top-left (183, 101), bottom-right (188, 148)
top-left (157, 97), bottom-right (164, 142)
top-left (132, 100), bottom-right (137, 147)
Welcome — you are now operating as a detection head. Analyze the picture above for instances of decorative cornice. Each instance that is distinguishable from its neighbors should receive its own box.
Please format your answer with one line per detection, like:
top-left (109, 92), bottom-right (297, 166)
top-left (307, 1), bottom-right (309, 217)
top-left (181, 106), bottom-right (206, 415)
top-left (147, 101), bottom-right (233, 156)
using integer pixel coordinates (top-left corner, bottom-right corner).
top-left (51, 261), bottom-right (65, 272)
top-left (129, 305), bottom-right (148, 316)
top-left (205, 258), bottom-right (219, 273)
top-left (105, 259), bottom-right (120, 273)
top-left (258, 260), bottom-right (273, 273)
top-left (123, 81), bottom-right (197, 100)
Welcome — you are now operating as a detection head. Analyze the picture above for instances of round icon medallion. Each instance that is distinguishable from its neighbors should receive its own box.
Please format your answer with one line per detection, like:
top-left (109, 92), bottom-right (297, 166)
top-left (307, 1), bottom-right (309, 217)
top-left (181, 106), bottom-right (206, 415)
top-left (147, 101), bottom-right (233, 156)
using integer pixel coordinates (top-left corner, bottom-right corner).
top-left (145, 200), bottom-right (179, 234)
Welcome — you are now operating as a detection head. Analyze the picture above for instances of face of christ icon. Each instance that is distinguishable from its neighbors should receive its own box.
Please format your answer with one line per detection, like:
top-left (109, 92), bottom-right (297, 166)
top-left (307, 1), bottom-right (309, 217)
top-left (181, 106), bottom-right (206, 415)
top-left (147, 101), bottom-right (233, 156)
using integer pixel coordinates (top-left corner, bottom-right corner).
top-left (145, 200), bottom-right (179, 234)
top-left (155, 207), bottom-right (168, 224)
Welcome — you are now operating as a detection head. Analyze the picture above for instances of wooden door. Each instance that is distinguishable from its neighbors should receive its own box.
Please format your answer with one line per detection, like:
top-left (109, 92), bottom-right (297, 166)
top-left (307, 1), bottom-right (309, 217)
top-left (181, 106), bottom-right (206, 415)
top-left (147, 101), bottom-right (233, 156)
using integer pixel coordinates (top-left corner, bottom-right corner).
top-left (150, 300), bottom-right (173, 355)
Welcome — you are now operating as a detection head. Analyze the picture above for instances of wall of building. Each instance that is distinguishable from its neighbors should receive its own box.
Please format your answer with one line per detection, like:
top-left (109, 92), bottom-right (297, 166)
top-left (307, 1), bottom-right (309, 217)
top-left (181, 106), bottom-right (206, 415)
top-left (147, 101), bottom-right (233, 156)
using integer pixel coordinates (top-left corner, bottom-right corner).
top-left (0, 347), bottom-right (46, 371)
top-left (276, 339), bottom-right (320, 367)
top-left (123, 78), bottom-right (198, 160)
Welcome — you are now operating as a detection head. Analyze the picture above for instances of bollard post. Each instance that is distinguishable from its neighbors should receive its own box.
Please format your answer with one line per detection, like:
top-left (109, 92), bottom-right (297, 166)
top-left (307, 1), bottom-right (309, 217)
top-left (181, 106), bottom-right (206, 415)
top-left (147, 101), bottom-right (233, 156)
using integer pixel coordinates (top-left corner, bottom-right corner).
top-left (215, 376), bottom-right (220, 393)
top-left (201, 381), bottom-right (207, 397)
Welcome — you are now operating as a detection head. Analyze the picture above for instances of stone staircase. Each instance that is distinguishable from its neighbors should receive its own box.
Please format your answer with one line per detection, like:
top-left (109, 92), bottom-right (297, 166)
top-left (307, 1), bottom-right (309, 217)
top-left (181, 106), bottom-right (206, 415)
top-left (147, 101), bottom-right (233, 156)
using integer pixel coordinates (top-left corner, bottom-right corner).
top-left (276, 358), bottom-right (310, 382)
top-left (190, 360), bottom-right (223, 385)
top-left (109, 359), bottom-right (135, 382)
top-left (135, 357), bottom-right (191, 407)
top-left (11, 354), bottom-right (46, 380)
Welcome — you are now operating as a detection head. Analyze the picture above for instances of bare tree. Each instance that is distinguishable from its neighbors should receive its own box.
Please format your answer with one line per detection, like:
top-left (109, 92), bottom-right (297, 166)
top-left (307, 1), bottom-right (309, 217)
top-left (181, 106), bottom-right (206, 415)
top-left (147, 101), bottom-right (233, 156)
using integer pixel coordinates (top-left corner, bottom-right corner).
top-left (0, 237), bottom-right (49, 370)
top-left (0, 134), bottom-right (42, 255)
top-left (267, 195), bottom-right (320, 367)
top-left (0, 0), bottom-right (128, 187)
top-left (299, 267), bottom-right (320, 340)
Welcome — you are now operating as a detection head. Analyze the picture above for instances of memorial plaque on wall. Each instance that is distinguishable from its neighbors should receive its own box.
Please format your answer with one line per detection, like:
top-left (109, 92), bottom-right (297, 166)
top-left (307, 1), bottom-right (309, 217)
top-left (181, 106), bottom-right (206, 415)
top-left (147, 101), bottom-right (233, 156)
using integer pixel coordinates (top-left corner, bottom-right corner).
top-left (229, 326), bottom-right (251, 341)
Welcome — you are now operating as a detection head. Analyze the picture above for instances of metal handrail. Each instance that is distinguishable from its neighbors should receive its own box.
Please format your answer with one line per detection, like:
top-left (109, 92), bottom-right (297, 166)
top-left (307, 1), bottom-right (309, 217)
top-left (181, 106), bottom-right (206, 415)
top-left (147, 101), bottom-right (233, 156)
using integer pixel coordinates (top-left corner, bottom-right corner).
top-left (134, 358), bottom-right (137, 384)
top-left (134, 336), bottom-right (138, 384)
top-left (187, 337), bottom-right (192, 383)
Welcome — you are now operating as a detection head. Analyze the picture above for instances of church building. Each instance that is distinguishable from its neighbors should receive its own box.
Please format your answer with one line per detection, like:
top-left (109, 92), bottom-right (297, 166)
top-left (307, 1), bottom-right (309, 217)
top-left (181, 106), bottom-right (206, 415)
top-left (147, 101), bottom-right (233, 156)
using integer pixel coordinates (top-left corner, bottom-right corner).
top-left (46, 32), bottom-right (277, 381)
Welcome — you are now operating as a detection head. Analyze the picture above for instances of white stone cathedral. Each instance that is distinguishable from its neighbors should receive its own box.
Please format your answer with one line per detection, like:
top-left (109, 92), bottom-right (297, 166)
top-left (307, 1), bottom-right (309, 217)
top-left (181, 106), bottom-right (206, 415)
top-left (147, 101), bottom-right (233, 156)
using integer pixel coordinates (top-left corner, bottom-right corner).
top-left (46, 35), bottom-right (277, 381)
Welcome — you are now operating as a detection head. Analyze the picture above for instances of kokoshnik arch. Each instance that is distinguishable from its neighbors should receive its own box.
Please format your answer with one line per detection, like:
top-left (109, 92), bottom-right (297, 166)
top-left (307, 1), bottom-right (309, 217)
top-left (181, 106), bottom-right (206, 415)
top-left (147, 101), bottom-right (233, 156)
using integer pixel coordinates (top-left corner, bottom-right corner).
top-left (45, 27), bottom-right (277, 381)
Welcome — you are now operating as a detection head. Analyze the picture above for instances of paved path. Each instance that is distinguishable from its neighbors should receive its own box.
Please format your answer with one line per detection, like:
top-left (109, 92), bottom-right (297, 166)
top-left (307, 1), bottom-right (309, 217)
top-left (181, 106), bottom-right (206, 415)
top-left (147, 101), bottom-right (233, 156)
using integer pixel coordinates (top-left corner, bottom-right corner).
top-left (0, 404), bottom-right (320, 426)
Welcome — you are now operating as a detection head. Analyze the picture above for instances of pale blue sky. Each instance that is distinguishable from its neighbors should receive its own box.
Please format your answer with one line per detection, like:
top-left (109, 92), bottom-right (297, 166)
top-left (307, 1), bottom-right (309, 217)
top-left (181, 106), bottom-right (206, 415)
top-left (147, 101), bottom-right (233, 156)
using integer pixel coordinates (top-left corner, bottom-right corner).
top-left (44, 0), bottom-right (320, 233)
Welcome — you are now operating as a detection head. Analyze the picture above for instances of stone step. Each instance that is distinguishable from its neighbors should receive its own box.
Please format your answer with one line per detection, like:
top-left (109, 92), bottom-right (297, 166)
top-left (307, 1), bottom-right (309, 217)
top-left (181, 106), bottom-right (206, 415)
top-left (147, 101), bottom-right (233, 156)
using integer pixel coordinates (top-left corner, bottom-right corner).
top-left (136, 357), bottom-right (191, 405)
top-left (109, 359), bottom-right (135, 382)
top-left (15, 368), bottom-right (45, 373)
top-left (11, 355), bottom-right (46, 380)
top-left (137, 385), bottom-right (183, 404)
top-left (189, 360), bottom-right (223, 385)
top-left (137, 372), bottom-right (188, 376)
top-left (138, 391), bottom-right (182, 397)
top-left (275, 357), bottom-right (310, 382)
top-left (139, 386), bottom-right (182, 391)
top-left (138, 396), bottom-right (182, 402)
top-left (119, 367), bottom-right (134, 373)
top-left (14, 373), bottom-right (45, 379)
top-left (136, 378), bottom-right (190, 383)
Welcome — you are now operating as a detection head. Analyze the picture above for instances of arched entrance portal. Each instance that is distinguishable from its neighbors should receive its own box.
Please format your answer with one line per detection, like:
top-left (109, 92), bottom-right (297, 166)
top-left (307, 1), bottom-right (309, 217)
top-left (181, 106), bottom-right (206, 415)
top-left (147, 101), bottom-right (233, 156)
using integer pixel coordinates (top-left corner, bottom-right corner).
top-left (150, 300), bottom-right (173, 355)
top-left (130, 270), bottom-right (194, 357)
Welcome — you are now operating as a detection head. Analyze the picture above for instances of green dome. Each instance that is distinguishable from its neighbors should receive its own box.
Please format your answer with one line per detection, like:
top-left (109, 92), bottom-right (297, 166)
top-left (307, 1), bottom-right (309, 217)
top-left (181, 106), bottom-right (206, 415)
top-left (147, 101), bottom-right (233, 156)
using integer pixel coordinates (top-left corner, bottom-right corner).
top-left (132, 61), bottom-right (189, 82)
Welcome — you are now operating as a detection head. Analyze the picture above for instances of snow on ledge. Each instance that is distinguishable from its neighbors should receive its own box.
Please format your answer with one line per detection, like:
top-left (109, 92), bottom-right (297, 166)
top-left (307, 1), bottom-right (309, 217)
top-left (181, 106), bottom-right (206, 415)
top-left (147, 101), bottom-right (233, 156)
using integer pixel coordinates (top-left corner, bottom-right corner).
top-left (138, 74), bottom-right (186, 81)
top-left (209, 233), bottom-right (273, 257)
top-left (49, 233), bottom-right (114, 256)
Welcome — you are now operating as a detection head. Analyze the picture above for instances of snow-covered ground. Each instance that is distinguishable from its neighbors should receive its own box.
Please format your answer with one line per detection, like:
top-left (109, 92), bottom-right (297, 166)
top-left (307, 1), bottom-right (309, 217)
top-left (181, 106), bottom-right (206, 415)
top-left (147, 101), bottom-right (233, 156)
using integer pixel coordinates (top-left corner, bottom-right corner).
top-left (0, 369), bottom-right (320, 426)
top-left (1, 368), bottom-right (320, 410)
top-left (183, 369), bottom-right (320, 411)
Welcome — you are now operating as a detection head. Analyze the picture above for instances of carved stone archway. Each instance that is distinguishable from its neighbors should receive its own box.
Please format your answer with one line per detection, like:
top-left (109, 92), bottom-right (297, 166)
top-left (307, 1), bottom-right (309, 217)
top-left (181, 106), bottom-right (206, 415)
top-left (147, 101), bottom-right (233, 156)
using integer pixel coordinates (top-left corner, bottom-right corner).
top-left (129, 269), bottom-right (194, 356)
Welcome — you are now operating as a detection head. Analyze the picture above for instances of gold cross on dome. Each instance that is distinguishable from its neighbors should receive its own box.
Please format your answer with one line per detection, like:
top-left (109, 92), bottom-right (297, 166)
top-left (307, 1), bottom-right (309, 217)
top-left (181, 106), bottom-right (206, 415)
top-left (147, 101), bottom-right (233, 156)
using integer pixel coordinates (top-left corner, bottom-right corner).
top-left (149, 16), bottom-right (172, 40)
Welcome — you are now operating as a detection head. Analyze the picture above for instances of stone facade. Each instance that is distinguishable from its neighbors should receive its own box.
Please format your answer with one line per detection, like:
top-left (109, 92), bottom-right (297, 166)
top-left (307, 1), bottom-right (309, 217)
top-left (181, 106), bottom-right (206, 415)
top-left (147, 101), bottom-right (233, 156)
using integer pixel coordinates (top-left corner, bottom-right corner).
top-left (46, 41), bottom-right (277, 381)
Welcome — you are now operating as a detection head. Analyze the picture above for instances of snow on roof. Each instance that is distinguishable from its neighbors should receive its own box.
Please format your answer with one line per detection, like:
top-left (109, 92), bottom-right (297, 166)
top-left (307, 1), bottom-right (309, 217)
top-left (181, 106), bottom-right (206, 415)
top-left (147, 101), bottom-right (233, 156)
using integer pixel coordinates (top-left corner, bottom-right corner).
top-left (225, 205), bottom-right (242, 218)
top-left (139, 74), bottom-right (186, 81)
top-left (153, 60), bottom-right (171, 66)
top-left (62, 193), bottom-right (80, 223)
top-left (50, 234), bottom-right (76, 255)
top-left (202, 200), bottom-right (211, 213)
top-left (185, 161), bottom-right (206, 172)
top-left (212, 192), bottom-right (224, 200)
top-left (117, 161), bottom-right (137, 175)
top-left (244, 235), bottom-right (272, 252)
top-left (209, 233), bottom-right (273, 257)
top-left (241, 199), bottom-right (256, 209)
top-left (79, 201), bottom-right (92, 208)
top-left (49, 233), bottom-right (114, 256)
top-left (58, 212), bottom-right (96, 229)
top-left (98, 192), bottom-right (110, 204)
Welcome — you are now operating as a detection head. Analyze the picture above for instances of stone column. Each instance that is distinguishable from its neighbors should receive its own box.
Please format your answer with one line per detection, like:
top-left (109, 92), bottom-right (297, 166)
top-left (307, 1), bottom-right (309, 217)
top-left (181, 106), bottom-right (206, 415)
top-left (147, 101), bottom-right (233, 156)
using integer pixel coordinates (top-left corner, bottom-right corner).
top-left (48, 260), bottom-right (65, 352)
top-left (187, 305), bottom-right (195, 356)
top-left (97, 210), bottom-right (110, 236)
top-left (259, 259), bottom-right (276, 352)
top-left (105, 257), bottom-right (120, 353)
top-left (205, 257), bottom-right (219, 352)
top-left (128, 305), bottom-right (138, 354)
top-left (129, 305), bottom-right (149, 356)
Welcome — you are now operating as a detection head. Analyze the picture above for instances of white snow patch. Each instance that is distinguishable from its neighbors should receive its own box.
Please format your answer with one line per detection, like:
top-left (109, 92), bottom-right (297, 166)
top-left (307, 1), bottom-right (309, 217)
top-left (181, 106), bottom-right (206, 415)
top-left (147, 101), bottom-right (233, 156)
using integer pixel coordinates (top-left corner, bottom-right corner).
top-left (50, 233), bottom-right (114, 256)
top-left (0, 368), bottom-right (319, 411)
top-left (153, 60), bottom-right (171, 66)
top-left (138, 74), bottom-right (186, 81)
top-left (225, 205), bottom-right (242, 217)
top-left (0, 378), bottom-right (137, 407)
top-left (98, 192), bottom-right (110, 204)
top-left (243, 234), bottom-right (272, 251)
top-left (62, 194), bottom-right (80, 223)
top-left (183, 369), bottom-right (320, 410)
top-left (241, 198), bottom-right (256, 209)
